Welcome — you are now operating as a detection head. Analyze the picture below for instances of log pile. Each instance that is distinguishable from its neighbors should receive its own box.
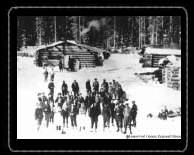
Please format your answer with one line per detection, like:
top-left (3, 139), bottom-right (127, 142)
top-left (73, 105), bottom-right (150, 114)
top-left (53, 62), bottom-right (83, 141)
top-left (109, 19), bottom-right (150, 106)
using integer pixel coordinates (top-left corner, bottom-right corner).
top-left (162, 64), bottom-right (181, 90)
top-left (152, 54), bottom-right (169, 67)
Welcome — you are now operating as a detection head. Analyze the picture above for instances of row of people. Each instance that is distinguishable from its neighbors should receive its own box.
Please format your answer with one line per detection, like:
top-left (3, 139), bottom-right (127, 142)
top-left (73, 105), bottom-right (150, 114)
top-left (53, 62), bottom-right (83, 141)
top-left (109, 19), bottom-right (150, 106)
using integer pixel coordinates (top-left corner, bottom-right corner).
top-left (48, 78), bottom-right (126, 102)
top-left (35, 86), bottom-right (137, 134)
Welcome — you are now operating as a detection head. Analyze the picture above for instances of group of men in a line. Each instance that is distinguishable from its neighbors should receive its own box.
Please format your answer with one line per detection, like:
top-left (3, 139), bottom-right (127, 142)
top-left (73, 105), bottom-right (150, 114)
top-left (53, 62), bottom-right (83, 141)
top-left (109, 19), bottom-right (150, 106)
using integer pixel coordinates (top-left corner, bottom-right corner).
top-left (35, 78), bottom-right (138, 135)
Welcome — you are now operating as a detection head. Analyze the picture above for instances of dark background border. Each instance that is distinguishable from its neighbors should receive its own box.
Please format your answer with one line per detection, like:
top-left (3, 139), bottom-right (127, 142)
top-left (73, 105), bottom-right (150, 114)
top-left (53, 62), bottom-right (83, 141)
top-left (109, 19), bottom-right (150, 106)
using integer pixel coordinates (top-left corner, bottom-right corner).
top-left (6, 5), bottom-right (189, 152)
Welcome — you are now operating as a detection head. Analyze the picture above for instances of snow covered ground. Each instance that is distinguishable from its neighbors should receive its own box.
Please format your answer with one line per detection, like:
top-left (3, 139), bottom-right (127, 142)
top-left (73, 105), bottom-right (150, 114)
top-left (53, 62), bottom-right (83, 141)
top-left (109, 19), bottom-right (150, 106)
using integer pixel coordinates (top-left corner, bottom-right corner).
top-left (17, 52), bottom-right (181, 139)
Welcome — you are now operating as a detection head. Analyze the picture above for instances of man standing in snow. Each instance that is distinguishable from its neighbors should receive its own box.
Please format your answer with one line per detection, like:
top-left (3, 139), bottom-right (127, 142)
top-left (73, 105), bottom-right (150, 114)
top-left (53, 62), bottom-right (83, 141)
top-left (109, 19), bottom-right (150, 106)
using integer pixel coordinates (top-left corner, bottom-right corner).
top-left (115, 100), bottom-right (124, 132)
top-left (43, 99), bottom-right (51, 128)
top-left (69, 100), bottom-right (79, 129)
top-left (35, 97), bottom-right (44, 131)
top-left (78, 95), bottom-right (87, 131)
top-left (131, 101), bottom-right (138, 127)
top-left (86, 79), bottom-right (91, 94)
top-left (55, 93), bottom-right (64, 108)
top-left (48, 80), bottom-right (55, 98)
top-left (50, 68), bottom-right (55, 81)
top-left (61, 81), bottom-right (68, 96)
top-left (48, 93), bottom-right (55, 123)
top-left (43, 67), bottom-right (48, 82)
top-left (93, 78), bottom-right (99, 94)
top-left (85, 92), bottom-right (94, 114)
top-left (59, 59), bottom-right (63, 72)
top-left (123, 103), bottom-right (132, 134)
top-left (89, 101), bottom-right (101, 132)
top-left (61, 97), bottom-right (70, 130)
top-left (101, 79), bottom-right (109, 93)
top-left (71, 80), bottom-right (79, 97)
top-left (112, 80), bottom-right (117, 99)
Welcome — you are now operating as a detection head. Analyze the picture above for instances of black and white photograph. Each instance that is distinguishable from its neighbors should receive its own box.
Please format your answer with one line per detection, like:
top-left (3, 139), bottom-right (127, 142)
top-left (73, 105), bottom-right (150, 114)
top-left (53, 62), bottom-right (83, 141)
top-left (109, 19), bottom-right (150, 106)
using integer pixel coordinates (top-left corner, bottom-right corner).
top-left (16, 15), bottom-right (182, 140)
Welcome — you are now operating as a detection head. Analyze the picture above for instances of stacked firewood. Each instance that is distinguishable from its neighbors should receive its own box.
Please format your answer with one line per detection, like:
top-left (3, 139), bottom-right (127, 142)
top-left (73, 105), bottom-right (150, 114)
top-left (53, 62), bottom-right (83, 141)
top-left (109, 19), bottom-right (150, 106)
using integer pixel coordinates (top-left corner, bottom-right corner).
top-left (162, 64), bottom-right (181, 90)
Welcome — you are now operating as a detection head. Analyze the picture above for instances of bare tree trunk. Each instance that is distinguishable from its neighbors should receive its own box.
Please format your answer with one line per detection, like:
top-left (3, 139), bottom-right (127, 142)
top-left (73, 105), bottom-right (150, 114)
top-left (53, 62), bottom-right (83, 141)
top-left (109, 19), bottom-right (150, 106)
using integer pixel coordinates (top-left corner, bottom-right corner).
top-left (36, 17), bottom-right (42, 46)
top-left (54, 16), bottom-right (57, 42)
top-left (161, 16), bottom-right (164, 45)
top-left (78, 16), bottom-right (81, 43)
top-left (131, 17), bottom-right (133, 46)
top-left (139, 16), bottom-right (141, 48)
top-left (155, 17), bottom-right (158, 45)
top-left (152, 16), bottom-right (155, 45)
top-left (169, 16), bottom-right (173, 45)
top-left (143, 16), bottom-right (146, 46)
top-left (113, 16), bottom-right (116, 50)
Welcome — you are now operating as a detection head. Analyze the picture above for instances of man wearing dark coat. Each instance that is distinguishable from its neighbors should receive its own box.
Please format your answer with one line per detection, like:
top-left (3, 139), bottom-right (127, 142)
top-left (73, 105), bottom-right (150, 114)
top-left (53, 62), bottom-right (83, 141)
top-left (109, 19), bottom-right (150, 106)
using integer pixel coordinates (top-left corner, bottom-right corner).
top-left (92, 78), bottom-right (99, 94)
top-left (55, 93), bottom-right (64, 108)
top-left (61, 81), bottom-right (68, 96)
top-left (71, 80), bottom-right (79, 96)
top-left (89, 102), bottom-right (101, 132)
top-left (131, 101), bottom-right (138, 127)
top-left (59, 59), bottom-right (63, 72)
top-left (61, 97), bottom-right (70, 129)
top-left (123, 103), bottom-right (132, 134)
top-left (48, 80), bottom-right (55, 98)
top-left (50, 68), bottom-right (55, 81)
top-left (85, 92), bottom-right (94, 114)
top-left (48, 93), bottom-right (55, 123)
top-left (69, 101), bottom-right (79, 129)
top-left (43, 67), bottom-right (48, 82)
top-left (86, 79), bottom-right (91, 93)
top-left (101, 79), bottom-right (109, 93)
top-left (102, 93), bottom-right (111, 130)
top-left (35, 99), bottom-right (44, 131)
top-left (114, 100), bottom-right (124, 132)
top-left (43, 101), bottom-right (51, 128)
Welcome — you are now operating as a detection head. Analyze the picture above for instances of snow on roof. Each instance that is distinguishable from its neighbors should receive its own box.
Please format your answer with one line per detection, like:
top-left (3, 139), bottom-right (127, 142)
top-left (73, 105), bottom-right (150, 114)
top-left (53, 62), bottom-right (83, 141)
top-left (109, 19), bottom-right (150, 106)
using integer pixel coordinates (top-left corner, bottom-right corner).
top-left (145, 47), bottom-right (181, 55)
top-left (36, 41), bottom-right (65, 51)
top-left (35, 40), bottom-right (107, 55)
top-left (67, 40), bottom-right (104, 54)
top-left (48, 41), bottom-right (65, 47)
top-left (158, 55), bottom-right (181, 67)
top-left (66, 40), bottom-right (78, 45)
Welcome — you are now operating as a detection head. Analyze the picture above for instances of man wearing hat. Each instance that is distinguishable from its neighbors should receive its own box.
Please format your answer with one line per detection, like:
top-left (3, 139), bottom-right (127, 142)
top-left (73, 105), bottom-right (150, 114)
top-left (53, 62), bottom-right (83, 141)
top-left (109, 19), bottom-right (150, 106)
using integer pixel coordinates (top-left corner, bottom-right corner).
top-left (41, 92), bottom-right (48, 108)
top-left (48, 79), bottom-right (55, 98)
top-left (101, 79), bottom-right (109, 93)
top-left (48, 93), bottom-right (55, 123)
top-left (35, 99), bottom-right (44, 131)
top-left (85, 92), bottom-right (94, 115)
top-left (131, 101), bottom-right (138, 127)
top-left (69, 100), bottom-right (79, 129)
top-left (89, 101), bottom-right (101, 132)
top-left (55, 93), bottom-right (64, 108)
top-left (43, 67), bottom-right (48, 82)
top-left (43, 97), bottom-right (51, 128)
top-left (36, 93), bottom-right (42, 106)
top-left (61, 81), bottom-right (68, 96)
top-left (50, 68), bottom-right (55, 81)
top-left (114, 100), bottom-right (124, 132)
top-left (71, 80), bottom-right (79, 97)
top-left (86, 79), bottom-right (91, 94)
top-left (92, 78), bottom-right (99, 94)
top-left (123, 102), bottom-right (132, 134)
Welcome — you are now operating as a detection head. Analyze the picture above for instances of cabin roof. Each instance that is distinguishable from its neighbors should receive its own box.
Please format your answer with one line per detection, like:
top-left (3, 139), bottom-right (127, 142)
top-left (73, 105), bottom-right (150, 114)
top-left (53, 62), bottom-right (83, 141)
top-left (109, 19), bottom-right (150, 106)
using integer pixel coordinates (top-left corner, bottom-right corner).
top-left (36, 40), bottom-right (108, 55)
top-left (145, 47), bottom-right (181, 55)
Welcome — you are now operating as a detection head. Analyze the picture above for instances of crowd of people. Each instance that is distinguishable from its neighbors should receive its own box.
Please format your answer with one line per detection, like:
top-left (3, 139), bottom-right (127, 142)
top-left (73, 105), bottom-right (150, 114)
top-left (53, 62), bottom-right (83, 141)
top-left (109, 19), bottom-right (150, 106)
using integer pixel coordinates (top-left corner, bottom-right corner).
top-left (35, 69), bottom-right (138, 135)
